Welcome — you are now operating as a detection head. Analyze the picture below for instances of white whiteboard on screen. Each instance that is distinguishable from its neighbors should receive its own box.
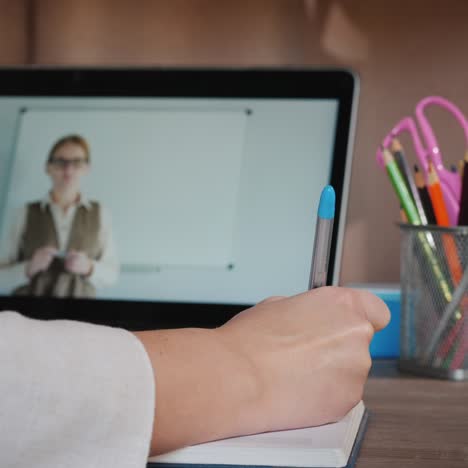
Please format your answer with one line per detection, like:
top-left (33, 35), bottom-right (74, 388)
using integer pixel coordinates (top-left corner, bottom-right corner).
top-left (4, 107), bottom-right (248, 269)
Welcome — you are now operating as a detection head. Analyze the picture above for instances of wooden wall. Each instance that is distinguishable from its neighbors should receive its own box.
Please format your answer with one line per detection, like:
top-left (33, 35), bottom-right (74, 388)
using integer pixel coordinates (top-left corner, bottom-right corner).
top-left (0, 0), bottom-right (29, 64)
top-left (2, 0), bottom-right (468, 285)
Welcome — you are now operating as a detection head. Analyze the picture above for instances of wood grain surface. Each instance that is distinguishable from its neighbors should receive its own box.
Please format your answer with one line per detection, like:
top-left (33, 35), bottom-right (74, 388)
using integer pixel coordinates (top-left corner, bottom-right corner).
top-left (358, 376), bottom-right (468, 467)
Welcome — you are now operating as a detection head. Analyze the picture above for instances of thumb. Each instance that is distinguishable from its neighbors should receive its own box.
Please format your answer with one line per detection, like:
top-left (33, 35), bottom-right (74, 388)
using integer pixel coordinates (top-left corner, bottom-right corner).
top-left (353, 289), bottom-right (391, 332)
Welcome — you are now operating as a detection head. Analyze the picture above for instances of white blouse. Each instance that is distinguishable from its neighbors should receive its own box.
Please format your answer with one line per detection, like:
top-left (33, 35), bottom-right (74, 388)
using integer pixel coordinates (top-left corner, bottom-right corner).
top-left (0, 311), bottom-right (155, 468)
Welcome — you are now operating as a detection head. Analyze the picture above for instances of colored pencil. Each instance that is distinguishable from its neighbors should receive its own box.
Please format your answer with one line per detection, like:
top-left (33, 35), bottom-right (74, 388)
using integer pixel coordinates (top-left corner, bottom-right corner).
top-left (434, 311), bottom-right (465, 369)
top-left (449, 315), bottom-right (467, 369)
top-left (425, 162), bottom-right (467, 367)
top-left (383, 148), bottom-right (452, 305)
top-left (382, 148), bottom-right (420, 224)
top-left (414, 164), bottom-right (437, 225)
top-left (428, 162), bottom-right (463, 282)
top-left (427, 162), bottom-right (451, 226)
top-left (391, 139), bottom-right (413, 195)
top-left (423, 263), bottom-right (468, 363)
top-left (400, 205), bottom-right (408, 223)
top-left (427, 161), bottom-right (464, 282)
top-left (457, 150), bottom-right (468, 226)
top-left (391, 139), bottom-right (428, 225)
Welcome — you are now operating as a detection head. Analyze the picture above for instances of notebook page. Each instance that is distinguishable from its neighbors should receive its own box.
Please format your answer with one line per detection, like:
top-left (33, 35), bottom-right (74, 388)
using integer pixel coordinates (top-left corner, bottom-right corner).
top-left (149, 401), bottom-right (365, 468)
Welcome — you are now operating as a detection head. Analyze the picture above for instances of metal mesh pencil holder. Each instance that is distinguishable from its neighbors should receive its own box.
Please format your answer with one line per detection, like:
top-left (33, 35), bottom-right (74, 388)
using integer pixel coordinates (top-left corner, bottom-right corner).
top-left (398, 223), bottom-right (468, 380)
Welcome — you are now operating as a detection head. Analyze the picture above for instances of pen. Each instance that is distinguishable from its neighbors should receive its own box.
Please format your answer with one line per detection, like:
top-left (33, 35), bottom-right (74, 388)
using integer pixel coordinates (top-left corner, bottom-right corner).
top-left (308, 185), bottom-right (335, 289)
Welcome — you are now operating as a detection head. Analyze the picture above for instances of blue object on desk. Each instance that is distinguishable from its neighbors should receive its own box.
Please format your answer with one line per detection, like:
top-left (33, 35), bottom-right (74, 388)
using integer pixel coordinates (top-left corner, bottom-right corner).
top-left (348, 284), bottom-right (401, 358)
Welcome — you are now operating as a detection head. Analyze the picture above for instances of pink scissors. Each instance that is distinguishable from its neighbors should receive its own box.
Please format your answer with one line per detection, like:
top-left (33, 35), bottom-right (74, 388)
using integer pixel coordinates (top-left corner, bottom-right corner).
top-left (376, 96), bottom-right (468, 225)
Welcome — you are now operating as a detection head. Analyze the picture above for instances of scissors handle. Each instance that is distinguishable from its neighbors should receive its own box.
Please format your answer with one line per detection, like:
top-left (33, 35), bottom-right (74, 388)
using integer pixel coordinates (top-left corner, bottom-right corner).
top-left (415, 96), bottom-right (468, 170)
top-left (416, 96), bottom-right (467, 222)
top-left (376, 96), bottom-right (468, 225)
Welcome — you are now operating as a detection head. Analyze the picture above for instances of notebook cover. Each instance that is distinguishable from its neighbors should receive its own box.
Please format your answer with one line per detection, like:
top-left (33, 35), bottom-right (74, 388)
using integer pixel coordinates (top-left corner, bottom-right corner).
top-left (147, 409), bottom-right (370, 468)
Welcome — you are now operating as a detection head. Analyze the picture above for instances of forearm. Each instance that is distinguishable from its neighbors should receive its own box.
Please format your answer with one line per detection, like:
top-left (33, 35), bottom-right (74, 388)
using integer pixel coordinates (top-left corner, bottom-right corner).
top-left (133, 327), bottom-right (262, 456)
top-left (132, 288), bottom-right (390, 458)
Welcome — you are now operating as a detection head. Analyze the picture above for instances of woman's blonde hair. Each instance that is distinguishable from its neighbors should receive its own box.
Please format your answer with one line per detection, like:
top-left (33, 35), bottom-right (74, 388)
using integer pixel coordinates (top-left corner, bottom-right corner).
top-left (47, 134), bottom-right (91, 163)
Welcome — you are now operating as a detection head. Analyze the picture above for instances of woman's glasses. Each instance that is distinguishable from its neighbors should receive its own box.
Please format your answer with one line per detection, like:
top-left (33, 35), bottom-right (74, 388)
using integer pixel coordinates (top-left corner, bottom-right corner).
top-left (48, 158), bottom-right (88, 169)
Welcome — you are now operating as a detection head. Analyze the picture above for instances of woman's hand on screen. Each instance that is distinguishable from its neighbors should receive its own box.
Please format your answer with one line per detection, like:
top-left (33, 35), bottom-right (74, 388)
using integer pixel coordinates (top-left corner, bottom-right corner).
top-left (65, 250), bottom-right (93, 276)
top-left (26, 246), bottom-right (57, 278)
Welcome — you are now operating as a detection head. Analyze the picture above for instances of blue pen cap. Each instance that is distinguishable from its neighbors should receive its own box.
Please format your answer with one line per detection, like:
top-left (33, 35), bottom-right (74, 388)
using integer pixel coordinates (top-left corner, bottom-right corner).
top-left (318, 185), bottom-right (336, 219)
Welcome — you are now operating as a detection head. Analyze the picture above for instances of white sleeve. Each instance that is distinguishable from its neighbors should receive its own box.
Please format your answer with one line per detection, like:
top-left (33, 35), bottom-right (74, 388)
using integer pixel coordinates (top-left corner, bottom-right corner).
top-left (0, 311), bottom-right (155, 468)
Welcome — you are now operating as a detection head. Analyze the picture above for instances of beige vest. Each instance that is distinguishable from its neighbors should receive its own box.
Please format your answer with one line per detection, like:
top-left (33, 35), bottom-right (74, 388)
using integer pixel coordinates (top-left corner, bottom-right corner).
top-left (14, 201), bottom-right (102, 298)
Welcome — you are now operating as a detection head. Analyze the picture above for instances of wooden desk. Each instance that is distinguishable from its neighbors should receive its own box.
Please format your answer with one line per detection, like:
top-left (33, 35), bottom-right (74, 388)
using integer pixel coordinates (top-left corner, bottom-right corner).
top-left (358, 363), bottom-right (468, 467)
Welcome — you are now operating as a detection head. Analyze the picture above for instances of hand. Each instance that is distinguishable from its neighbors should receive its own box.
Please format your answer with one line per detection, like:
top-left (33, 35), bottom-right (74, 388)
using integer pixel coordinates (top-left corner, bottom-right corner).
top-left (134, 287), bottom-right (390, 456)
top-left (64, 250), bottom-right (93, 276)
top-left (26, 246), bottom-right (58, 278)
top-left (218, 287), bottom-right (391, 431)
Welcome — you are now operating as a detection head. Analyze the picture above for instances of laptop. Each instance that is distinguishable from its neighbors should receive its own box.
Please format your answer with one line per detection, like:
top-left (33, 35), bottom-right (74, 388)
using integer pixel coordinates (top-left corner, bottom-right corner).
top-left (0, 68), bottom-right (358, 330)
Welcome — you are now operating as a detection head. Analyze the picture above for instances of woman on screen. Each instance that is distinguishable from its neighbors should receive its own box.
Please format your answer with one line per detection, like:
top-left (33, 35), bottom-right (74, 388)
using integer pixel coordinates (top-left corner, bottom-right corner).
top-left (0, 134), bottom-right (119, 298)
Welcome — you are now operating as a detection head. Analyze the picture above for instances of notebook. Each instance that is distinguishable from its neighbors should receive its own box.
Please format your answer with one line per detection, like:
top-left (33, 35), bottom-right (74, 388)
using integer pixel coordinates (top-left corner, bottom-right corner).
top-left (148, 401), bottom-right (368, 468)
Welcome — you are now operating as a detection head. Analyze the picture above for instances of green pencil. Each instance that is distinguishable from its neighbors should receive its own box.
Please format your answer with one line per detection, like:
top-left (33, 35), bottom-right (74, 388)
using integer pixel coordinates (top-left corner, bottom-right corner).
top-left (383, 149), bottom-right (421, 224)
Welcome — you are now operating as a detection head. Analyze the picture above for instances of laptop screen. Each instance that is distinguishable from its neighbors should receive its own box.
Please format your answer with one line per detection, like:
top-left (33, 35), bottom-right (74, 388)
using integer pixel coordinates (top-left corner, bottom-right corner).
top-left (0, 69), bottom-right (356, 326)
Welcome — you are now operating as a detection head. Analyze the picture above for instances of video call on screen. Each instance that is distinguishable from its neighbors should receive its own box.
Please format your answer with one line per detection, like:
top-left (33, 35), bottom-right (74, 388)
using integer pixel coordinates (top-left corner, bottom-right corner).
top-left (0, 96), bottom-right (338, 305)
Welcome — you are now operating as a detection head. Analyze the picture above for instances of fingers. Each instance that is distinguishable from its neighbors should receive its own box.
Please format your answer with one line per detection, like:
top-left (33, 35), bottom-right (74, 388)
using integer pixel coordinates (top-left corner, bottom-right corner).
top-left (296, 286), bottom-right (391, 333)
top-left (65, 254), bottom-right (77, 268)
top-left (64, 251), bottom-right (92, 275)
top-left (65, 251), bottom-right (83, 266)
